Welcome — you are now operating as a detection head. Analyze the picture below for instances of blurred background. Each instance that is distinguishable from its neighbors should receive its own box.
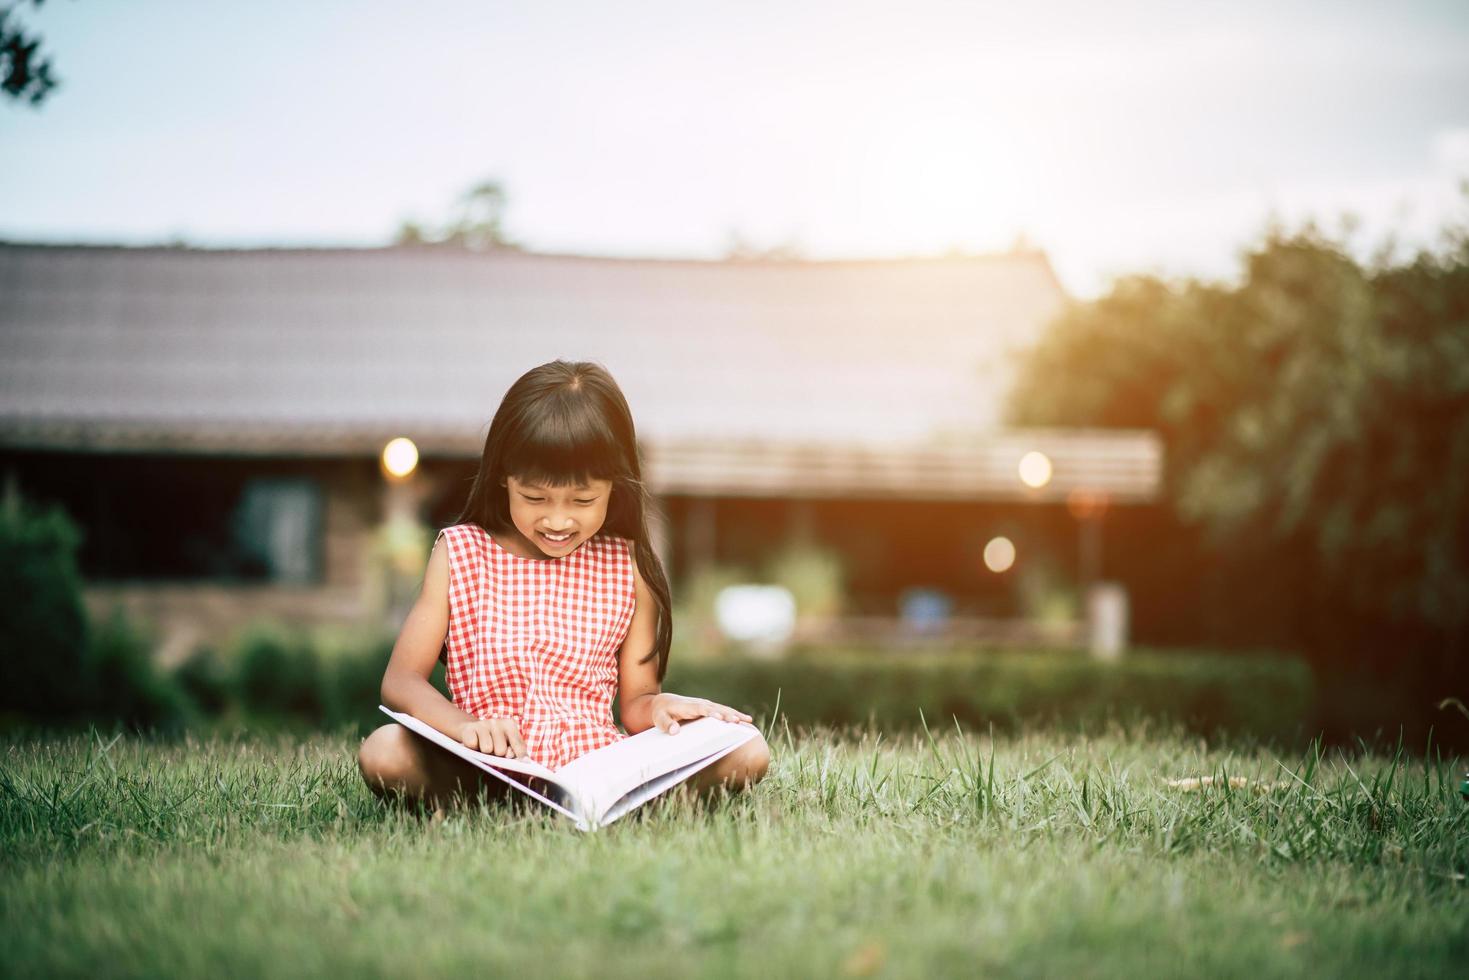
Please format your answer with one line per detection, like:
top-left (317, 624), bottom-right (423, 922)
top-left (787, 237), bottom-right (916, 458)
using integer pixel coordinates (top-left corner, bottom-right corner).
top-left (2, 0), bottom-right (1466, 748)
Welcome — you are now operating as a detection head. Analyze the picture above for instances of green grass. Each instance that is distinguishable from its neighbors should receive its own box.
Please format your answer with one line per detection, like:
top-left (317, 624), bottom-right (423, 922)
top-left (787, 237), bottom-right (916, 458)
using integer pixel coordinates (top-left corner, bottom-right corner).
top-left (2, 720), bottom-right (1467, 979)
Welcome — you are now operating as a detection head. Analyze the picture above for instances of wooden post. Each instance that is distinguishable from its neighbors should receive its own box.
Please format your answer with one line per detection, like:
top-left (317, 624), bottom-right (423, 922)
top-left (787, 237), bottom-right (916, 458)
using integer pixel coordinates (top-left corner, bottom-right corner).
top-left (787, 498), bottom-right (815, 546)
top-left (686, 497), bottom-right (717, 575)
top-left (648, 496), bottom-right (673, 585)
top-left (1079, 513), bottom-right (1102, 592)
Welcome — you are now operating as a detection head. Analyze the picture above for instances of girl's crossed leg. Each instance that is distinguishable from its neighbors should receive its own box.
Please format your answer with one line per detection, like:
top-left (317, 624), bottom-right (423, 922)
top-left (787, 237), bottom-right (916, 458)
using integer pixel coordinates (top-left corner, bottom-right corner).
top-left (358, 723), bottom-right (513, 812)
top-left (358, 725), bottom-right (772, 812)
top-left (687, 730), bottom-right (771, 793)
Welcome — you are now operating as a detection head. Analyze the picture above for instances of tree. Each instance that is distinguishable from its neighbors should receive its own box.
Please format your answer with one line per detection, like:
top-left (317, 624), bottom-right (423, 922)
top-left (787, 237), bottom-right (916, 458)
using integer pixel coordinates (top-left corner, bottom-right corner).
top-left (723, 227), bottom-right (807, 261)
top-left (1, 0), bottom-right (59, 106)
top-left (393, 179), bottom-right (519, 251)
top-left (443, 180), bottom-right (510, 250)
top-left (1009, 219), bottom-right (1469, 695)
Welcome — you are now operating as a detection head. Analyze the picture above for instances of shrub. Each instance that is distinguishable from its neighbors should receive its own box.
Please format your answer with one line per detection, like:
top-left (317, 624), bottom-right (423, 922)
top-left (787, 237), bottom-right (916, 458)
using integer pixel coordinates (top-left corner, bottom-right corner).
top-left (173, 645), bottom-right (234, 717)
top-left (231, 624), bottom-right (326, 724)
top-left (170, 624), bottom-right (451, 735)
top-left (670, 564), bottom-right (746, 660)
top-left (664, 648), bottom-right (1318, 746)
top-left (764, 543), bottom-right (844, 622)
top-left (0, 493), bottom-right (90, 719)
top-left (75, 610), bottom-right (196, 732)
top-left (316, 628), bottom-right (396, 731)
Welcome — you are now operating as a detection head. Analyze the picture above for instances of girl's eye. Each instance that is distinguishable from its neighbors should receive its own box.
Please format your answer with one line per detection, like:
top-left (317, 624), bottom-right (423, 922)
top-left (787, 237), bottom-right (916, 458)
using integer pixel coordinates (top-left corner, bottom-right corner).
top-left (575, 499), bottom-right (596, 505)
top-left (521, 496), bottom-right (545, 503)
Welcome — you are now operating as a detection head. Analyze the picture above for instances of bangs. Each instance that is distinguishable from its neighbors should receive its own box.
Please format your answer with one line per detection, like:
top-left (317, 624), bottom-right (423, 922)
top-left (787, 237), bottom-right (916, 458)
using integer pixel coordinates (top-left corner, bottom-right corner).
top-left (500, 395), bottom-right (627, 487)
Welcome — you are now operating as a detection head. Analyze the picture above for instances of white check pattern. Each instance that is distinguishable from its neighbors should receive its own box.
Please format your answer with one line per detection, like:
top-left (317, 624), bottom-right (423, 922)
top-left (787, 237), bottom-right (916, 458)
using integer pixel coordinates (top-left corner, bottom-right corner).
top-left (437, 523), bottom-right (637, 770)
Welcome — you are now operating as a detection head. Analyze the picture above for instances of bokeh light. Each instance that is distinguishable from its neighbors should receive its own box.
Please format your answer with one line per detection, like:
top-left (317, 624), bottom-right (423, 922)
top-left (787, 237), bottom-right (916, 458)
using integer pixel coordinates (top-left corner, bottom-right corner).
top-left (983, 536), bottom-right (1016, 573)
top-left (1018, 451), bottom-right (1053, 488)
top-left (381, 437), bottom-right (419, 478)
top-left (1066, 489), bottom-right (1111, 520)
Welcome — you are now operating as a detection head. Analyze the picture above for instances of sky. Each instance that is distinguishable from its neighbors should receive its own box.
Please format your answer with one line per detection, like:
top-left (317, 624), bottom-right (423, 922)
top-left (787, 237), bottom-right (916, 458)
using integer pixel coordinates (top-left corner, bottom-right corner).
top-left (2, 0), bottom-right (1467, 296)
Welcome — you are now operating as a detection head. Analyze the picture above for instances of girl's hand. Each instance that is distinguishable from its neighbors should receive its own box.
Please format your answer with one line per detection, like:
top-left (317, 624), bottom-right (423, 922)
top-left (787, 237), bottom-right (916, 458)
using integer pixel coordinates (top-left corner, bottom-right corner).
top-left (651, 693), bottom-right (753, 735)
top-left (459, 718), bottom-right (526, 759)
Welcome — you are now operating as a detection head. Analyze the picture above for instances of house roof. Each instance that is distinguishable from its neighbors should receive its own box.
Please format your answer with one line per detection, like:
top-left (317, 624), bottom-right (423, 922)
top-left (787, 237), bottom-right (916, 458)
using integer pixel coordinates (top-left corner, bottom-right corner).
top-left (0, 242), bottom-right (1161, 501)
top-left (646, 432), bottom-right (1160, 504)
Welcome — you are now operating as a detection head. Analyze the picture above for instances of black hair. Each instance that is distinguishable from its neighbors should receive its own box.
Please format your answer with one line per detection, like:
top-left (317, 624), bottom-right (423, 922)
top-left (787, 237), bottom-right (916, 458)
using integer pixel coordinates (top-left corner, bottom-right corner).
top-left (454, 360), bottom-right (674, 679)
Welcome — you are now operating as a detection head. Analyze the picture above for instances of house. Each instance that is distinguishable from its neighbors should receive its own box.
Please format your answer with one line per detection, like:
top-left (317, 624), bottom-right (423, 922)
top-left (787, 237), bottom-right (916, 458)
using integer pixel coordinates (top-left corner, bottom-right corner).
top-left (0, 242), bottom-right (1160, 657)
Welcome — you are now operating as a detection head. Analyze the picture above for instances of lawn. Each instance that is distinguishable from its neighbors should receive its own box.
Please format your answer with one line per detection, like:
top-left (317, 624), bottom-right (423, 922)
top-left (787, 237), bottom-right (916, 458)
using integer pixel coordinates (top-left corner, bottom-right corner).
top-left (2, 720), bottom-right (1466, 979)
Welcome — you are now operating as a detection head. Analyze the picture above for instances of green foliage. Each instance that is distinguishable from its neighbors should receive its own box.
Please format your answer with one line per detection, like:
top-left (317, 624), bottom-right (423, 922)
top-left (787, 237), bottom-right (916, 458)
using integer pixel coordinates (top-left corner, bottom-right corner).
top-left (1009, 220), bottom-right (1469, 676)
top-left (229, 624), bottom-right (401, 730)
top-left (172, 624), bottom-right (436, 735)
top-left (1, 1), bottom-right (59, 106)
top-left (0, 492), bottom-right (90, 719)
top-left (1015, 555), bottom-right (1081, 624)
top-left (670, 564), bottom-right (746, 659)
top-left (763, 542), bottom-right (845, 621)
top-left (168, 627), bottom-right (1339, 746)
top-left (315, 628), bottom-right (397, 731)
top-left (171, 644), bottom-right (233, 717)
top-left (364, 515), bottom-right (435, 628)
top-left (0, 492), bottom-right (196, 732)
top-left (35, 603), bottom-right (1448, 749)
top-left (671, 547), bottom-right (847, 659)
top-left (668, 649), bottom-right (1318, 747)
top-left (232, 624), bottom-right (327, 723)
top-left (393, 178), bottom-right (519, 250)
top-left (74, 611), bottom-right (196, 732)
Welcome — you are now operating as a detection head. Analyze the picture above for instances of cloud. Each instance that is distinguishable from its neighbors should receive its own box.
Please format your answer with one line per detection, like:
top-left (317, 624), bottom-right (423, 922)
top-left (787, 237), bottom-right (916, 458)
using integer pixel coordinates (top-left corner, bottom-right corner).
top-left (1044, 125), bottom-right (1469, 297)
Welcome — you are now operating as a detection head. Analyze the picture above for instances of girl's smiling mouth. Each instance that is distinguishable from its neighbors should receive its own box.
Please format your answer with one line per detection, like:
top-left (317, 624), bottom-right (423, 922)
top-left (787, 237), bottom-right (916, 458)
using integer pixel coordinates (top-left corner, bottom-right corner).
top-left (538, 530), bottom-right (576, 546)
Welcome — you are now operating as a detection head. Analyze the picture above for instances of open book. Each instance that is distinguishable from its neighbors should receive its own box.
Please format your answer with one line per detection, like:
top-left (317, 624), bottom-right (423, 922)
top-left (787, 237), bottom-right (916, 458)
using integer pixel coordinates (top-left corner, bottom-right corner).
top-left (379, 705), bottom-right (759, 831)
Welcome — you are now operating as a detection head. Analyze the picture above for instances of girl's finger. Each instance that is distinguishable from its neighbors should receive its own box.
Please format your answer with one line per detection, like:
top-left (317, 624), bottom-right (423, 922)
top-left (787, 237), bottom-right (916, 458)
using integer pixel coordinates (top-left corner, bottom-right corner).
top-left (491, 728), bottom-right (508, 757)
top-left (462, 728), bottom-right (480, 751)
top-left (508, 730), bottom-right (526, 760)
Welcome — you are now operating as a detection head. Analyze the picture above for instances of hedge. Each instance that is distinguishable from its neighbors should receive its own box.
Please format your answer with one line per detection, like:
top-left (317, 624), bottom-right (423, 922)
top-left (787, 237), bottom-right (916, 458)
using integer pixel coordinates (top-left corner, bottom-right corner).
top-left (664, 649), bottom-right (1317, 745)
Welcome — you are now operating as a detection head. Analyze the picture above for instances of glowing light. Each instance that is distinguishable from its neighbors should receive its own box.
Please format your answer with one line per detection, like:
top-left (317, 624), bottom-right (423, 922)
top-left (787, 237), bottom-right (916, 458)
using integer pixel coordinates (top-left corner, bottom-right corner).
top-left (714, 585), bottom-right (797, 649)
top-left (1066, 489), bottom-right (1111, 520)
top-left (983, 536), bottom-right (1016, 573)
top-left (1018, 451), bottom-right (1053, 489)
top-left (381, 437), bottom-right (419, 478)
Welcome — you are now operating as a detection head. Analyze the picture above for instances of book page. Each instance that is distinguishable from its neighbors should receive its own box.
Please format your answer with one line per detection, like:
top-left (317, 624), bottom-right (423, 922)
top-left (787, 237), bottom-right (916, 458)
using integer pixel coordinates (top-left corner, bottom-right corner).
top-left (554, 718), bottom-right (759, 824)
top-left (594, 736), bottom-right (755, 827)
top-left (377, 706), bottom-right (586, 826)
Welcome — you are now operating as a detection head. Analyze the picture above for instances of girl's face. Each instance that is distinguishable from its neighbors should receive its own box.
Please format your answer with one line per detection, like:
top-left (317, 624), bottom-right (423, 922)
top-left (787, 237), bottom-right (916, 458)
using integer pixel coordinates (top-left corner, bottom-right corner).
top-left (503, 475), bottom-right (614, 557)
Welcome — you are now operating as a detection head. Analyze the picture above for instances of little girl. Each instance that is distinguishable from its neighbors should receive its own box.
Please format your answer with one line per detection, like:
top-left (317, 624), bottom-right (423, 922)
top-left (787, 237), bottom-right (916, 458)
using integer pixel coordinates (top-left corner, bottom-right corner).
top-left (358, 360), bottom-right (770, 810)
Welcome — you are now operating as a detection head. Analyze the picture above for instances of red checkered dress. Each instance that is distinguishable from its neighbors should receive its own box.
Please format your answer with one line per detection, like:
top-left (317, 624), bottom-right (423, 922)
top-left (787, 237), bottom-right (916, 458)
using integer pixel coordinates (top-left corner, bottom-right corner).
top-left (436, 523), bottom-right (637, 770)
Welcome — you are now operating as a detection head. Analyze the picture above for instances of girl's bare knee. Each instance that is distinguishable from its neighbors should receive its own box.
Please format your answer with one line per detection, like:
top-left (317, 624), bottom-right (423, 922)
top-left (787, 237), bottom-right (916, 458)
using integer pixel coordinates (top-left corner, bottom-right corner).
top-left (358, 724), bottom-right (418, 791)
top-left (734, 733), bottom-right (771, 786)
top-left (703, 732), bottom-right (770, 792)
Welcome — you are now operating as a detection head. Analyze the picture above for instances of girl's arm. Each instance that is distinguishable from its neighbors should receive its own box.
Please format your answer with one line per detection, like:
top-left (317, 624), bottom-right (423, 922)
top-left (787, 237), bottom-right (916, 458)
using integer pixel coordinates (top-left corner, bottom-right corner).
top-left (379, 540), bottom-right (481, 738)
top-left (617, 548), bottom-right (752, 735)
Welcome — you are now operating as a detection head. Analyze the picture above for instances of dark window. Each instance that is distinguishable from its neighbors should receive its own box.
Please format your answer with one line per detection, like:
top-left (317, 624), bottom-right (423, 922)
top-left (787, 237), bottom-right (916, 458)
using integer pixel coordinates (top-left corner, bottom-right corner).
top-left (233, 478), bottom-right (322, 583)
top-left (3, 452), bottom-right (327, 584)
